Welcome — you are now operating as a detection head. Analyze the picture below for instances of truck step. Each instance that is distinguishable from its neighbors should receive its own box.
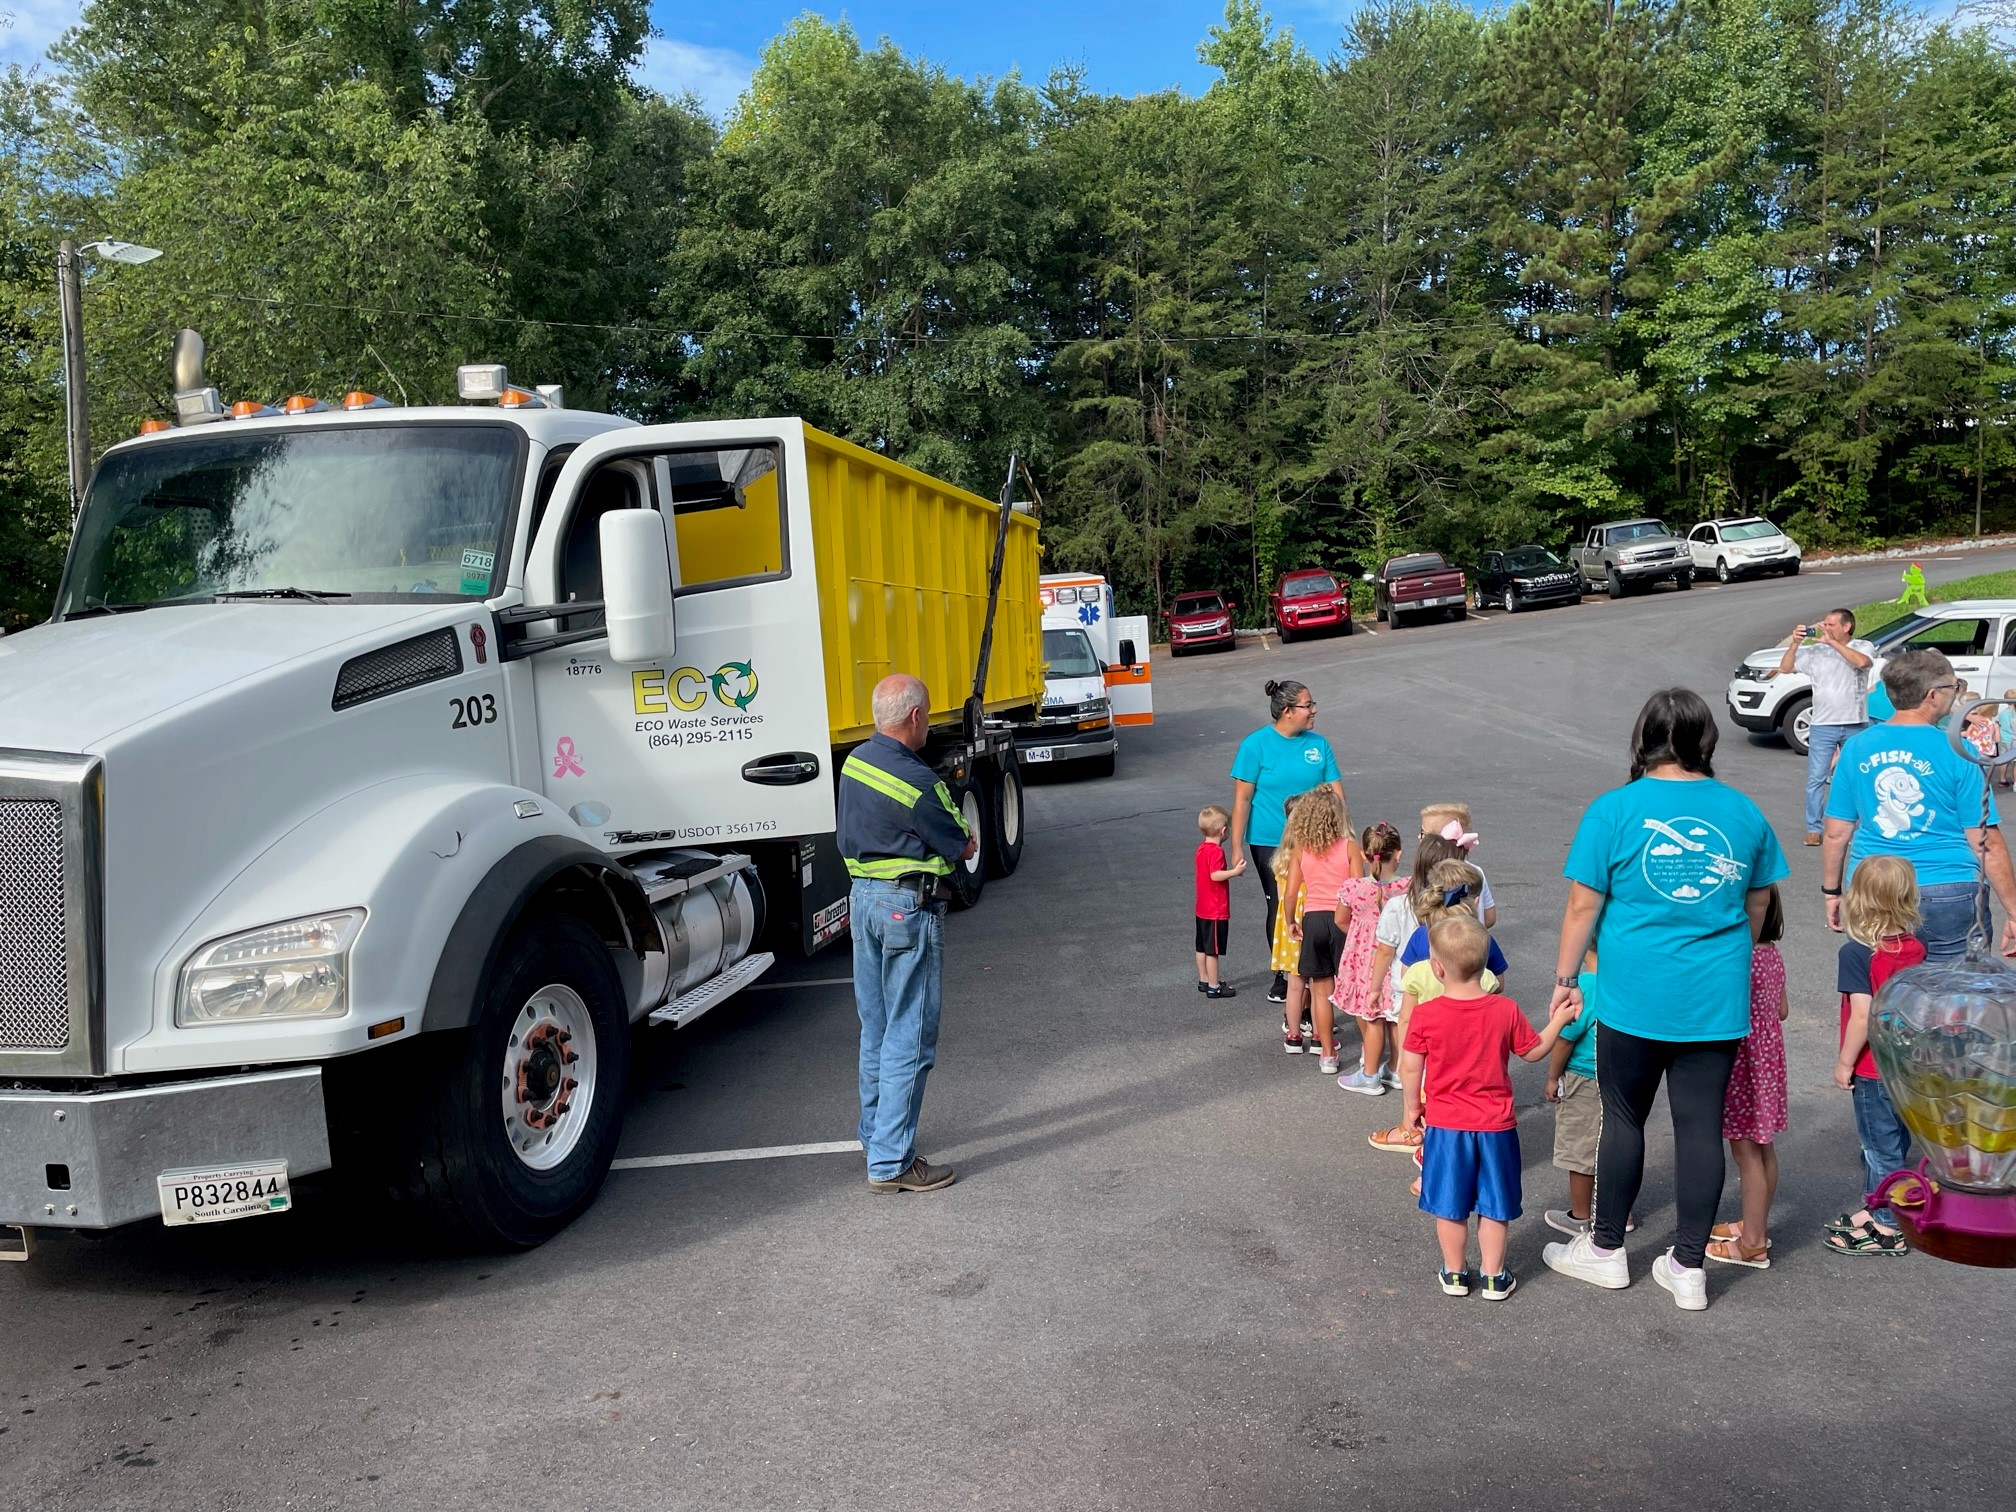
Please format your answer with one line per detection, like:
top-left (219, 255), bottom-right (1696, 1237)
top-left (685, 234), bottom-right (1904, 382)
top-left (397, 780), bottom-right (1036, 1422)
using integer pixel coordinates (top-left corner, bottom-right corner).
top-left (626, 850), bottom-right (754, 905)
top-left (648, 950), bottom-right (777, 1030)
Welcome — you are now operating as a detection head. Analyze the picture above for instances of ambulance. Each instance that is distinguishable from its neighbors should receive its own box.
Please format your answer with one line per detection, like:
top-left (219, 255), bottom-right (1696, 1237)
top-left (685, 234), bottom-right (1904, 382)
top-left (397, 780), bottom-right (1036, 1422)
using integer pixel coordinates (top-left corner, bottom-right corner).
top-left (1016, 574), bottom-right (1153, 778)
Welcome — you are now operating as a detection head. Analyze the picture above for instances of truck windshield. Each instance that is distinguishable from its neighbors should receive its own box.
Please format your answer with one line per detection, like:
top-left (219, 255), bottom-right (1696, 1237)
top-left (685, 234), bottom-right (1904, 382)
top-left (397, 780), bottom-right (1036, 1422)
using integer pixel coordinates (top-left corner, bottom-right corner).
top-left (1043, 628), bottom-right (1102, 677)
top-left (1283, 575), bottom-right (1338, 598)
top-left (59, 424), bottom-right (522, 615)
top-left (1606, 521), bottom-right (1669, 544)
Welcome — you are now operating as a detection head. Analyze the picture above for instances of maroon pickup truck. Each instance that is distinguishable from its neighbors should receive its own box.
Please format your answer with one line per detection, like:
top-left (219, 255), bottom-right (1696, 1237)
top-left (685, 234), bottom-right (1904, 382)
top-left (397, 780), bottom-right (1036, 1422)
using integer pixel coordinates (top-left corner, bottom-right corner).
top-left (1373, 553), bottom-right (1468, 628)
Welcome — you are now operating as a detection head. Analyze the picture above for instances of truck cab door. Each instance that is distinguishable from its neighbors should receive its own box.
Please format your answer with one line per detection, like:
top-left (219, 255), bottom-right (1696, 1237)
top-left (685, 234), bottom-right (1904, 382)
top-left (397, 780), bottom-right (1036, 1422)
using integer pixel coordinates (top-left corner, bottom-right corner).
top-left (516, 420), bottom-right (835, 848)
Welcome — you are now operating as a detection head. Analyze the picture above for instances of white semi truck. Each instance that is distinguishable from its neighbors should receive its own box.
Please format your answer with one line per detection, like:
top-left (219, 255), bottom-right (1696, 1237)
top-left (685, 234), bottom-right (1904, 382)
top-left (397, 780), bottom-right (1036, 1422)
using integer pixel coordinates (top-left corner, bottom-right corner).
top-left (0, 337), bottom-right (1043, 1253)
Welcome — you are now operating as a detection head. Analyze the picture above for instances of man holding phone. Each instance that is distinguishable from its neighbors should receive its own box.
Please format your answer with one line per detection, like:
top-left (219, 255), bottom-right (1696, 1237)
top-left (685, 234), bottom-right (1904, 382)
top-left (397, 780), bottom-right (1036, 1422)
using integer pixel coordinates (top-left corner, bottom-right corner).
top-left (1776, 608), bottom-right (1876, 845)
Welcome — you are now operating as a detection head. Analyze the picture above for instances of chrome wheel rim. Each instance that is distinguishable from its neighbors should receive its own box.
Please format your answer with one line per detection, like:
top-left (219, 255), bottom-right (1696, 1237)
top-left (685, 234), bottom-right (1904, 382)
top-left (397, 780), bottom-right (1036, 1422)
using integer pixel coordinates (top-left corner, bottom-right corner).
top-left (1000, 770), bottom-right (1022, 848)
top-left (500, 984), bottom-right (599, 1171)
top-left (1503, 589), bottom-right (1516, 612)
top-left (961, 788), bottom-right (984, 875)
top-left (1792, 704), bottom-right (1813, 750)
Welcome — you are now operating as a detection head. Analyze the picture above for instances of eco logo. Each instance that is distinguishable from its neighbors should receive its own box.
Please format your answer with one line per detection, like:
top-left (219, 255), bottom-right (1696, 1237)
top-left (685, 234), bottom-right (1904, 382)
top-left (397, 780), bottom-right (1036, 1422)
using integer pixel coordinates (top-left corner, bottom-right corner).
top-left (632, 662), bottom-right (762, 715)
top-left (710, 661), bottom-right (759, 709)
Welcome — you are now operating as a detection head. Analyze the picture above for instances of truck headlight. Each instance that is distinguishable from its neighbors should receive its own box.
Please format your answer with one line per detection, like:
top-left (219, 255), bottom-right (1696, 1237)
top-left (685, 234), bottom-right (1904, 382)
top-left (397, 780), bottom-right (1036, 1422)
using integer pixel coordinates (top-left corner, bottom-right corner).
top-left (178, 910), bottom-right (365, 1026)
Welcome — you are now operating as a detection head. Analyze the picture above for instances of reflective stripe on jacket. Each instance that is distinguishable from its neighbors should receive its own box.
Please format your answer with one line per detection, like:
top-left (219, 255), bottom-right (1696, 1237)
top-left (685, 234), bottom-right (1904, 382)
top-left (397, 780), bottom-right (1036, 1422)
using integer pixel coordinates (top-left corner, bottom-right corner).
top-left (837, 731), bottom-right (971, 880)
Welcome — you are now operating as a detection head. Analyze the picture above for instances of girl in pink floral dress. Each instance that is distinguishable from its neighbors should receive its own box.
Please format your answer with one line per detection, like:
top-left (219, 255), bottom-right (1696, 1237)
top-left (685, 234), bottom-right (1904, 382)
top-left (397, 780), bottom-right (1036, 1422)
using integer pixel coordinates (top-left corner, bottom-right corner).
top-left (1708, 886), bottom-right (1788, 1269)
top-left (1331, 822), bottom-right (1409, 1093)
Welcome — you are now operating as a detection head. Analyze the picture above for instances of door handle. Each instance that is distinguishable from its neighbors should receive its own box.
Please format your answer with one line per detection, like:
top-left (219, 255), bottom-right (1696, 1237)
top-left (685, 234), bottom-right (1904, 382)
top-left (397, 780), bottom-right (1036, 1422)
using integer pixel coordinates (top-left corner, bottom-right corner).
top-left (742, 752), bottom-right (822, 786)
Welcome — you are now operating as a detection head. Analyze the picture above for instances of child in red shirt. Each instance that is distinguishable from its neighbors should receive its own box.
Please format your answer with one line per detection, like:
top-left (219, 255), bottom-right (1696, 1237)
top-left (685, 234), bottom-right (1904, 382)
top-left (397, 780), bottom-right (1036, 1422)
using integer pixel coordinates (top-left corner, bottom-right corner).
top-left (1195, 805), bottom-right (1245, 999)
top-left (1402, 915), bottom-right (1577, 1300)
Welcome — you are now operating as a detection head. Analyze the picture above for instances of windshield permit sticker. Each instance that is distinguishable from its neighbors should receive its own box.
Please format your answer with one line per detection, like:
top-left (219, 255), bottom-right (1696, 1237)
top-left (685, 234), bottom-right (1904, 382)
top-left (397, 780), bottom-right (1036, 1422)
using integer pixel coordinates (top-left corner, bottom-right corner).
top-left (460, 548), bottom-right (496, 596)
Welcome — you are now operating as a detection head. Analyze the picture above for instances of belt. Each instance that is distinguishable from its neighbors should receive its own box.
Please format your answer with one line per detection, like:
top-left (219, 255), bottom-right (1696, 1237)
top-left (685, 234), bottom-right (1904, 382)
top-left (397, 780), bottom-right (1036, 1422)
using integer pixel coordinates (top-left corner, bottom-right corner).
top-left (854, 872), bottom-right (950, 908)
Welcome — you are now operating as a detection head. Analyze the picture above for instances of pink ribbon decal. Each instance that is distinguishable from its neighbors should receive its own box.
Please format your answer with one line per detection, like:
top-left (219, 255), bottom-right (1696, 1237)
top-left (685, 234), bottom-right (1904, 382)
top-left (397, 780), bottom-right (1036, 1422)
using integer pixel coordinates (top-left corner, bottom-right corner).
top-left (552, 737), bottom-right (584, 778)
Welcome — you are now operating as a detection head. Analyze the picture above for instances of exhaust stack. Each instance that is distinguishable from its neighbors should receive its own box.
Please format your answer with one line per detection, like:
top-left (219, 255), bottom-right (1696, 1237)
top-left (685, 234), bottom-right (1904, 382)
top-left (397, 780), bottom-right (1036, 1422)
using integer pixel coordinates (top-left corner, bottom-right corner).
top-left (171, 328), bottom-right (226, 425)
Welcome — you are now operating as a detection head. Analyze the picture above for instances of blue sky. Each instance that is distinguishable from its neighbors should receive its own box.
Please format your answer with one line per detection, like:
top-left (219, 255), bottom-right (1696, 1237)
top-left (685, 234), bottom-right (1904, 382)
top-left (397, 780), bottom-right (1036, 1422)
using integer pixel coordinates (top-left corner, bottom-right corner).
top-left (2, 1), bottom-right (1360, 118)
top-left (635, 3), bottom-right (1363, 118)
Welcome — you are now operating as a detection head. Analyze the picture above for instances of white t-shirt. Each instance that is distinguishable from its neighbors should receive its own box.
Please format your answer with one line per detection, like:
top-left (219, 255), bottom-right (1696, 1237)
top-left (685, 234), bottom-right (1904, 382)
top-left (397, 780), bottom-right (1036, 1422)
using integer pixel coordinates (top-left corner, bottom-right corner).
top-left (1474, 864), bottom-right (1496, 915)
top-left (1795, 638), bottom-right (1878, 726)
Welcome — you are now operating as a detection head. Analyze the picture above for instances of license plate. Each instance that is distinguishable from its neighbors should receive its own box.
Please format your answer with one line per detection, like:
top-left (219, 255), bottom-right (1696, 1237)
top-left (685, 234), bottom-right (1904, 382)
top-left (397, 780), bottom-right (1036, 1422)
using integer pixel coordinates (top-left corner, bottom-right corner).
top-left (1024, 747), bottom-right (1054, 763)
top-left (157, 1162), bottom-right (292, 1225)
top-left (1422, 595), bottom-right (1462, 607)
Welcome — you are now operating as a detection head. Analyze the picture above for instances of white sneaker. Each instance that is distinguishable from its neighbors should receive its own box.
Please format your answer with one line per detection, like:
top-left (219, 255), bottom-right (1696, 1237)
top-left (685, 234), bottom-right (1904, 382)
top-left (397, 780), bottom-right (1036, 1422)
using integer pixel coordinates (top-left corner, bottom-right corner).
top-left (1379, 1067), bottom-right (1403, 1091)
top-left (1542, 1231), bottom-right (1630, 1290)
top-left (1335, 1068), bottom-right (1386, 1096)
top-left (1318, 1053), bottom-right (1340, 1075)
top-left (1651, 1249), bottom-right (1709, 1311)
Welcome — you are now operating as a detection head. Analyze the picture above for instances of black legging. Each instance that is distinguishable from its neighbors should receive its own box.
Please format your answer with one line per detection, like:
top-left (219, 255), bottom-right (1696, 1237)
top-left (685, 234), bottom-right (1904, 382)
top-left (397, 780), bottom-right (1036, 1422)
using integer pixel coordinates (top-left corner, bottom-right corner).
top-left (1594, 1023), bottom-right (1741, 1267)
top-left (1249, 844), bottom-right (1279, 957)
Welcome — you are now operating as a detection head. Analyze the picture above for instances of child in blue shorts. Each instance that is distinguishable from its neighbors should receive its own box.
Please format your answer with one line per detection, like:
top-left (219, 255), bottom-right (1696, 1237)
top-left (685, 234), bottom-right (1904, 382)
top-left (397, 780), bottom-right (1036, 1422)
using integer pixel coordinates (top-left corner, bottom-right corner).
top-left (1401, 915), bottom-right (1578, 1300)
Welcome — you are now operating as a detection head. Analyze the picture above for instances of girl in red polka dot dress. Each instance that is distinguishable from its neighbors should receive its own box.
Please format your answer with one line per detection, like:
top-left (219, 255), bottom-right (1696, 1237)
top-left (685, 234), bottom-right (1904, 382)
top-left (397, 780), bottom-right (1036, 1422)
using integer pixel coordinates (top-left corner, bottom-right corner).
top-left (1707, 885), bottom-right (1787, 1269)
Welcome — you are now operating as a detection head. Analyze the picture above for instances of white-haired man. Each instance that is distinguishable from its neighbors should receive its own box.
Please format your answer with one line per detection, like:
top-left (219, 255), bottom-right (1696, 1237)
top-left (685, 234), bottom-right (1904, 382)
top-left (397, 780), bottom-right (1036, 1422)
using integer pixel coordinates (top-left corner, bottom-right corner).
top-left (835, 673), bottom-right (976, 1193)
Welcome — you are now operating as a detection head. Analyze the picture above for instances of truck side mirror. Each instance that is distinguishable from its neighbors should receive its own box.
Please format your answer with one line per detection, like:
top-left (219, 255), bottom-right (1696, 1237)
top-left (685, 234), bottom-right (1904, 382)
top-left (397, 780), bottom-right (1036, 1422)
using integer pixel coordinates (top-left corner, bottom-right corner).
top-left (1118, 638), bottom-right (1137, 666)
top-left (600, 509), bottom-right (676, 664)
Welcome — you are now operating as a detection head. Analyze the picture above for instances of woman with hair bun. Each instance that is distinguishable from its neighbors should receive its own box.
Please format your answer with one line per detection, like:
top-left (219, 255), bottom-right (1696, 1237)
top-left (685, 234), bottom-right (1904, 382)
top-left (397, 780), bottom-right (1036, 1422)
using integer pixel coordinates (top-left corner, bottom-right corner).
top-left (1229, 678), bottom-right (1351, 1003)
top-left (1541, 688), bottom-right (1788, 1313)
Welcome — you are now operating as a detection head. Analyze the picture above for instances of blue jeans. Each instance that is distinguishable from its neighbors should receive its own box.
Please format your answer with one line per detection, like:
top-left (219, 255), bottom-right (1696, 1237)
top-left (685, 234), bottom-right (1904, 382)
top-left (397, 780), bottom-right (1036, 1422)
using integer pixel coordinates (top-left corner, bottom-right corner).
top-left (1805, 721), bottom-right (1862, 833)
top-left (850, 880), bottom-right (945, 1181)
top-left (1852, 1074), bottom-right (1913, 1226)
top-left (1916, 880), bottom-right (1987, 963)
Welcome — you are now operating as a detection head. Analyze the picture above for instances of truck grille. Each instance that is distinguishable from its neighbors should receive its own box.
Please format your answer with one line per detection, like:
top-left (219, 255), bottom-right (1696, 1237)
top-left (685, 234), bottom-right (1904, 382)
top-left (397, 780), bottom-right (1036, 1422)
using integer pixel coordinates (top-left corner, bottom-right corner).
top-left (0, 797), bottom-right (69, 1050)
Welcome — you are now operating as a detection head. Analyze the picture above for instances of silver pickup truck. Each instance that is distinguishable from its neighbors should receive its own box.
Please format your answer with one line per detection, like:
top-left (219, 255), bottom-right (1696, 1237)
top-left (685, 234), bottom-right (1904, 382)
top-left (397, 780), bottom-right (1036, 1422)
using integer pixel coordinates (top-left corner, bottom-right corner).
top-left (1573, 518), bottom-right (1695, 596)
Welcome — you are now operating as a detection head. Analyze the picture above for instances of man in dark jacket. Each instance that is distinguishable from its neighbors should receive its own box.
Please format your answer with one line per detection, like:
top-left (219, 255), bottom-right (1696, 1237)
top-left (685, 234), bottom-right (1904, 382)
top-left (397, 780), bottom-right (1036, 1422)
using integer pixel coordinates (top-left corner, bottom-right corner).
top-left (837, 674), bottom-right (975, 1192)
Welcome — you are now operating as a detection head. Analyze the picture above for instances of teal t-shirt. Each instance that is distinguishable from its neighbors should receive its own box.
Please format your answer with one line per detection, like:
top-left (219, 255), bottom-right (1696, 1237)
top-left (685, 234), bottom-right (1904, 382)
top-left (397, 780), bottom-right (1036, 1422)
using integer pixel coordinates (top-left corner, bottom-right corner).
top-left (1559, 972), bottom-right (1599, 1079)
top-left (1230, 726), bottom-right (1342, 846)
top-left (1825, 722), bottom-right (1992, 887)
top-left (1564, 775), bottom-right (1789, 1042)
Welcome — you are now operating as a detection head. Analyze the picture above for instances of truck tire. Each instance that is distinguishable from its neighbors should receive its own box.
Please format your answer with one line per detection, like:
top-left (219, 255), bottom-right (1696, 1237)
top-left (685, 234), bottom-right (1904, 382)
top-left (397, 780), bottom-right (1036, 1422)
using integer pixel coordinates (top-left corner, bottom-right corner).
top-left (1780, 694), bottom-right (1813, 756)
top-left (985, 751), bottom-right (1025, 878)
top-left (1086, 750), bottom-right (1116, 779)
top-left (1676, 569), bottom-right (1693, 590)
top-left (1607, 567), bottom-right (1626, 598)
top-left (399, 914), bottom-right (630, 1249)
top-left (951, 781), bottom-right (988, 909)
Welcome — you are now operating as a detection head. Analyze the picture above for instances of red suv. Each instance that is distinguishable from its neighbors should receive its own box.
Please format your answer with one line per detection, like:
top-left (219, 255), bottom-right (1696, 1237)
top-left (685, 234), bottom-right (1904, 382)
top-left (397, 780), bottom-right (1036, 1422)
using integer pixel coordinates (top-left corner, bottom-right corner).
top-left (1167, 590), bottom-right (1237, 655)
top-left (1269, 568), bottom-right (1353, 643)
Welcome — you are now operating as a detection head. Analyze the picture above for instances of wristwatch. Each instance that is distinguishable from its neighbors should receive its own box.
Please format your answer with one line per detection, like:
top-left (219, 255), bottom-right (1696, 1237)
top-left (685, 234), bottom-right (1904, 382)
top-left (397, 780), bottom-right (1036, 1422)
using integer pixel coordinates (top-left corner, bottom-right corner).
top-left (1554, 974), bottom-right (1580, 989)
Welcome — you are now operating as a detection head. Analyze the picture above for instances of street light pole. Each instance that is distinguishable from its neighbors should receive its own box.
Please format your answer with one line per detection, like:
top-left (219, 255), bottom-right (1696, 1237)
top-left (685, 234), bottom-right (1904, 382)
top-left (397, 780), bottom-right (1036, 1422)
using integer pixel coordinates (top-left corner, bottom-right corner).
top-left (57, 238), bottom-right (90, 523)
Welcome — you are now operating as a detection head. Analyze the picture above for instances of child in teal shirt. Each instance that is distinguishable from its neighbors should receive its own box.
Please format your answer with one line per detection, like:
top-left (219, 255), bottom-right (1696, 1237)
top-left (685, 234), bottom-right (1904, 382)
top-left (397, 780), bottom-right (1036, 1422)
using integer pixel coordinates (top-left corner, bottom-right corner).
top-left (1543, 957), bottom-right (1603, 1236)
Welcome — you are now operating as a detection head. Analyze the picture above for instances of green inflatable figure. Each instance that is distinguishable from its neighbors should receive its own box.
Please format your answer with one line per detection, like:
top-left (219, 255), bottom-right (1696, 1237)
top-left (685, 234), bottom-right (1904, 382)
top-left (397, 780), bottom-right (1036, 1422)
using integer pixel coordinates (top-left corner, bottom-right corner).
top-left (1900, 561), bottom-right (1929, 610)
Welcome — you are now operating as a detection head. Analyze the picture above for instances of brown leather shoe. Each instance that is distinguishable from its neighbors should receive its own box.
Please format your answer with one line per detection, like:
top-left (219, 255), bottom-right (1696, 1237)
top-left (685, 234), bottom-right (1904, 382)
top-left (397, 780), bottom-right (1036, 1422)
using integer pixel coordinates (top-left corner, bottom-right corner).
top-left (867, 1157), bottom-right (957, 1194)
top-left (1804, 833), bottom-right (1823, 846)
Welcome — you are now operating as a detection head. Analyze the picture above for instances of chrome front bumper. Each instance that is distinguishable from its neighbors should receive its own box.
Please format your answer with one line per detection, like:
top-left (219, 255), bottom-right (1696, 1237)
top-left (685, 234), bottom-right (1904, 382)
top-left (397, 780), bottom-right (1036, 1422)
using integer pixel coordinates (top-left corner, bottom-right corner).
top-left (0, 1067), bottom-right (330, 1228)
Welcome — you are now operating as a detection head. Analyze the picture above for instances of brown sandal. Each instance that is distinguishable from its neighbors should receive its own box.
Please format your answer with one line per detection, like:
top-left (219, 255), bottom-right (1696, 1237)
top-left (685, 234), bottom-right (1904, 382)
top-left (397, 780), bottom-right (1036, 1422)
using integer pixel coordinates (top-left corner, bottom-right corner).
top-left (1704, 1237), bottom-right (1772, 1269)
top-left (1709, 1222), bottom-right (1774, 1249)
top-left (1369, 1124), bottom-right (1423, 1153)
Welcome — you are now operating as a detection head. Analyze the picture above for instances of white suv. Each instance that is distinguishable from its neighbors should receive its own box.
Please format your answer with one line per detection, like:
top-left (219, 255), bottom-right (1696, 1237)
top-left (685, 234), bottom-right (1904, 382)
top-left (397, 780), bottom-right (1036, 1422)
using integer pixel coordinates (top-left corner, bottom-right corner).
top-left (1726, 600), bottom-right (2016, 752)
top-left (1688, 517), bottom-right (1801, 582)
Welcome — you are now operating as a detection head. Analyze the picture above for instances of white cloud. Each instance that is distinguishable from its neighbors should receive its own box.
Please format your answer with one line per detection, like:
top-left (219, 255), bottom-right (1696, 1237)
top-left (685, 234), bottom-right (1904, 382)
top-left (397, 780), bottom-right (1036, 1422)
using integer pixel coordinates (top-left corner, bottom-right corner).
top-left (0, 0), bottom-right (84, 70)
top-left (633, 35), bottom-right (753, 123)
top-left (1650, 843), bottom-right (1683, 857)
top-left (1673, 884), bottom-right (1703, 899)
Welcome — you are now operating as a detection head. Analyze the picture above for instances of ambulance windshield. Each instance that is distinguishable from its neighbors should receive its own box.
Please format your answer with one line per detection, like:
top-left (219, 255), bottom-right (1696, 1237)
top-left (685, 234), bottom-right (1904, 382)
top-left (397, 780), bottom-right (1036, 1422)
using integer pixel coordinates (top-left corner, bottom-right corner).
top-left (1043, 628), bottom-right (1102, 678)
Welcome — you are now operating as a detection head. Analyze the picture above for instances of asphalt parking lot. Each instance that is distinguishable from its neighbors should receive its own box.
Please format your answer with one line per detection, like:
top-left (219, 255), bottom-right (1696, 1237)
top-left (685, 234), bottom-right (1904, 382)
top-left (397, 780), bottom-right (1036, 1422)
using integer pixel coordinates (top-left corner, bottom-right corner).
top-left (6, 550), bottom-right (2016, 1511)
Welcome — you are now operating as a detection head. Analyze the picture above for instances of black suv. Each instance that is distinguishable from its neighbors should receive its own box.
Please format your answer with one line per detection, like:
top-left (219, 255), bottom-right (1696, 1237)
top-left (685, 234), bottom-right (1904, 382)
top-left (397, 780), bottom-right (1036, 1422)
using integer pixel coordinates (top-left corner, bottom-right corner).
top-left (1472, 545), bottom-right (1583, 613)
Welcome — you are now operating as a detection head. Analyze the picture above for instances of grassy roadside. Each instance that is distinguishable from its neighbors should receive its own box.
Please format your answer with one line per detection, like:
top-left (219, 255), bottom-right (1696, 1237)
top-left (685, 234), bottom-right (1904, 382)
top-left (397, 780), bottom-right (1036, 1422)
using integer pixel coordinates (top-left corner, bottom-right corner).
top-left (1853, 569), bottom-right (2016, 636)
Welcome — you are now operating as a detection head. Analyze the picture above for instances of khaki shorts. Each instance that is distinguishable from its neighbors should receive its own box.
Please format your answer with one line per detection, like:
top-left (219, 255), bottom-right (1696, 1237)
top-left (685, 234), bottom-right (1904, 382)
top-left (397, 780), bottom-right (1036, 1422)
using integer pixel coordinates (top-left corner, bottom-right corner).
top-left (1551, 1072), bottom-right (1601, 1174)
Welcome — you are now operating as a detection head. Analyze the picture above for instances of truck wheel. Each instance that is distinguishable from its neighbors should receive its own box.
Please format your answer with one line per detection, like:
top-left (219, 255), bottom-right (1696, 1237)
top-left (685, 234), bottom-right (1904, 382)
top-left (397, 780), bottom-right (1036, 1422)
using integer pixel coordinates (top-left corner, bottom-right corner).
top-left (1086, 750), bottom-right (1117, 779)
top-left (1451, 605), bottom-right (1467, 621)
top-left (1781, 695), bottom-right (1813, 756)
top-left (951, 781), bottom-right (988, 909)
top-left (408, 914), bottom-right (630, 1249)
top-left (1676, 569), bottom-right (1693, 590)
top-left (985, 752), bottom-right (1025, 878)
top-left (1607, 568), bottom-right (1626, 598)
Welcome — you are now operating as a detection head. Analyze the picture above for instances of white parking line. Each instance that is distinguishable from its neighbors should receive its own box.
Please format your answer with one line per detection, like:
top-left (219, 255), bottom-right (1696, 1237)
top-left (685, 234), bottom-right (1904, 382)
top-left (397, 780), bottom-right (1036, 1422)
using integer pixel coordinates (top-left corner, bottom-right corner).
top-left (612, 1139), bottom-right (863, 1171)
top-left (747, 976), bottom-right (853, 992)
